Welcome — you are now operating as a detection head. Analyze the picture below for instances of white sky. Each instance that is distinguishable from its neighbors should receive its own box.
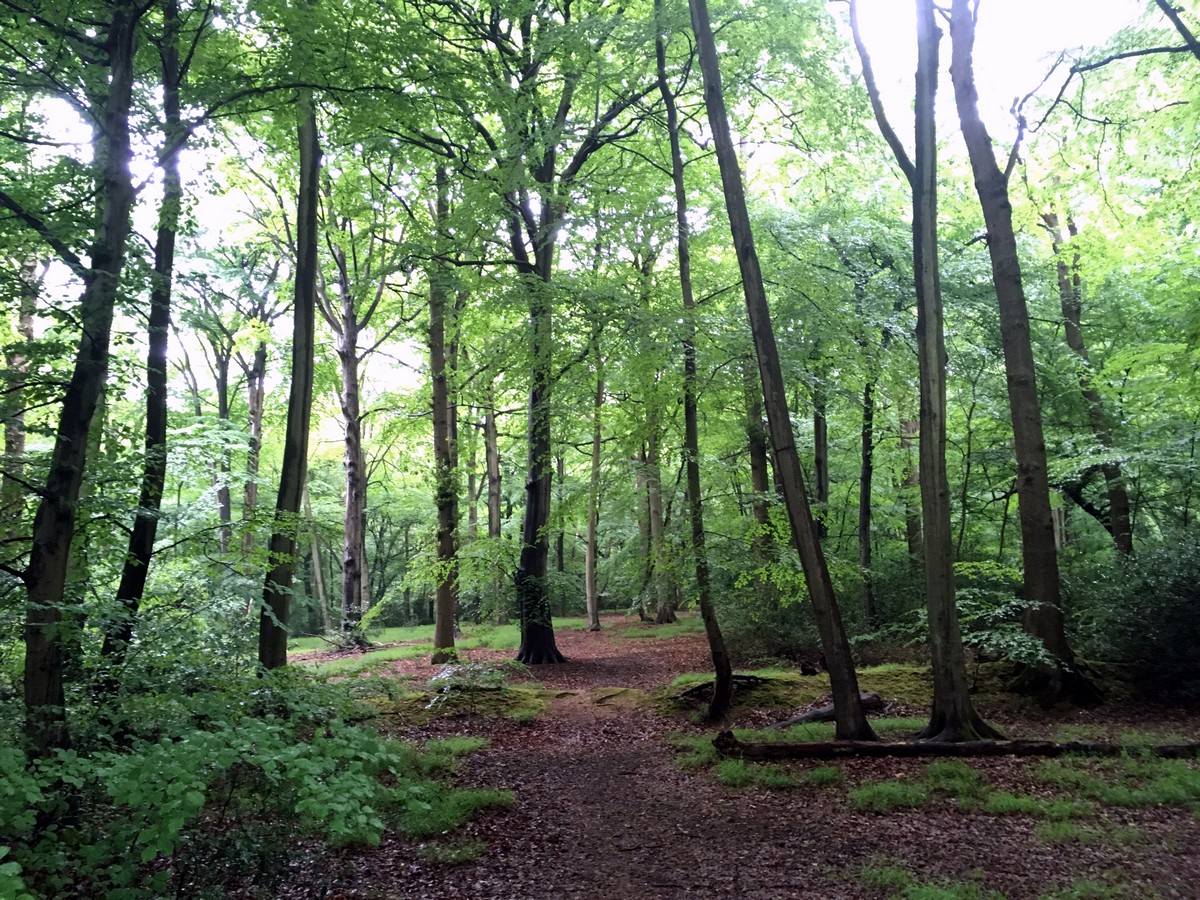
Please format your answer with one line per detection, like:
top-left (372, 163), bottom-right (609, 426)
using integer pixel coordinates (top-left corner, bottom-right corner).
top-left (849, 0), bottom-right (1148, 136)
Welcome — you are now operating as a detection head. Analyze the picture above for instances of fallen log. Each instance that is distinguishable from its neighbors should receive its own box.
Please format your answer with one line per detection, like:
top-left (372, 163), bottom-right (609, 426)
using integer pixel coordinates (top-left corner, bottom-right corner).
top-left (713, 731), bottom-right (1200, 760)
top-left (768, 692), bottom-right (885, 728)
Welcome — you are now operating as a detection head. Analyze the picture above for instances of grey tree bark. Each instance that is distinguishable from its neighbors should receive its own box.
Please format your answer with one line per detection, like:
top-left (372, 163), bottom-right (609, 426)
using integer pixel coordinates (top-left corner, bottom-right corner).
top-left (689, 0), bottom-right (874, 739)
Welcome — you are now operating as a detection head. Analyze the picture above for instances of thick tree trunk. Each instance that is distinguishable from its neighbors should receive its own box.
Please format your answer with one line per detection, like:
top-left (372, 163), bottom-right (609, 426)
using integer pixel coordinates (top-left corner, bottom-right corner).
top-left (690, 0), bottom-right (873, 740)
top-left (258, 90), bottom-right (320, 670)
top-left (656, 8), bottom-right (732, 718)
top-left (948, 0), bottom-right (1097, 705)
top-left (100, 2), bottom-right (184, 678)
top-left (851, 0), bottom-right (999, 741)
top-left (24, 1), bottom-right (139, 754)
top-left (1041, 213), bottom-right (1133, 556)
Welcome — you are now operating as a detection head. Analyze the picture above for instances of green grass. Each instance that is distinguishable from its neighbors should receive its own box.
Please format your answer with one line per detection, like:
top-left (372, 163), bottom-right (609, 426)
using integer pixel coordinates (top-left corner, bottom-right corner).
top-left (1036, 821), bottom-right (1100, 845)
top-left (807, 765), bottom-right (843, 787)
top-left (982, 792), bottom-right (1094, 820)
top-left (1034, 755), bottom-right (1200, 812)
top-left (856, 858), bottom-right (1003, 899)
top-left (714, 758), bottom-right (802, 788)
top-left (395, 787), bottom-right (513, 837)
top-left (417, 840), bottom-right (487, 865)
top-left (849, 779), bottom-right (930, 812)
top-left (617, 615), bottom-right (706, 640)
top-left (1038, 876), bottom-right (1128, 899)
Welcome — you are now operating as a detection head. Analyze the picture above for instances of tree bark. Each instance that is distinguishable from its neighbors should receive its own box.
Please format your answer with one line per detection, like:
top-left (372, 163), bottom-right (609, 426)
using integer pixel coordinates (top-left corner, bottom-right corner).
top-left (585, 345), bottom-right (604, 632)
top-left (100, 0), bottom-right (185, 679)
top-left (689, 0), bottom-right (873, 740)
top-left (431, 168), bottom-right (459, 664)
top-left (656, 6), bottom-right (733, 718)
top-left (2, 261), bottom-right (37, 546)
top-left (811, 358), bottom-right (829, 540)
top-left (1041, 212), bottom-right (1133, 556)
top-left (948, 0), bottom-right (1097, 705)
top-left (852, 0), bottom-right (999, 740)
top-left (258, 89), bottom-right (320, 670)
top-left (24, 0), bottom-right (140, 754)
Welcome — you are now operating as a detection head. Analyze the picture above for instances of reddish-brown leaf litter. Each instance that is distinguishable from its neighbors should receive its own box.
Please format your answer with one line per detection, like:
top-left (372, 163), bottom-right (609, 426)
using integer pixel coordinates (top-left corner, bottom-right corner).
top-left (280, 622), bottom-right (1200, 899)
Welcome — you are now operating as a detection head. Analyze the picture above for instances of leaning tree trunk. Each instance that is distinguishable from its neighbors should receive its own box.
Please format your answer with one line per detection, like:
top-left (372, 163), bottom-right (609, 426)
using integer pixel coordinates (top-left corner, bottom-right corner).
top-left (23, 1), bottom-right (139, 754)
top-left (258, 89), bottom-right (320, 670)
top-left (656, 4), bottom-right (733, 718)
top-left (1041, 213), bottom-right (1133, 555)
top-left (689, 0), bottom-right (874, 740)
top-left (948, 0), bottom-right (1097, 705)
top-left (100, 0), bottom-right (185, 681)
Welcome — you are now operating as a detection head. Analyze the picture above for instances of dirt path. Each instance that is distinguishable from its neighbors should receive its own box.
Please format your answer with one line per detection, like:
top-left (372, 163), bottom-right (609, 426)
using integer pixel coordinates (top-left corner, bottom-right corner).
top-left (290, 623), bottom-right (1200, 899)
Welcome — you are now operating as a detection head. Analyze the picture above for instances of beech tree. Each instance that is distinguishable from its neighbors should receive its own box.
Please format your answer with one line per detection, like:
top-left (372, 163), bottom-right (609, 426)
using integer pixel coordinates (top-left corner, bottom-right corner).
top-left (948, 0), bottom-right (1098, 704)
top-left (688, 0), bottom-right (874, 740)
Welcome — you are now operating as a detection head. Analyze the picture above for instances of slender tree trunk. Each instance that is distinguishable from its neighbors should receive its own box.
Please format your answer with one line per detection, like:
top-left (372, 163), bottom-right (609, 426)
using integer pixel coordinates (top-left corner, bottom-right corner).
top-left (647, 414), bottom-right (677, 624)
top-left (900, 414), bottom-right (922, 568)
top-left (852, 0), bottom-right (1000, 740)
top-left (859, 378), bottom-right (877, 625)
top-left (24, 1), bottom-right (139, 754)
top-left (431, 168), bottom-right (459, 663)
top-left (241, 342), bottom-right (266, 563)
top-left (303, 484), bottom-right (330, 632)
top-left (585, 349), bottom-right (604, 631)
top-left (258, 89), bottom-right (320, 670)
top-left (690, 0), bottom-right (873, 739)
top-left (484, 392), bottom-right (506, 624)
top-left (1041, 213), bottom-right (1133, 555)
top-left (215, 356), bottom-right (232, 555)
top-left (743, 359), bottom-right (773, 544)
top-left (948, 0), bottom-right (1097, 704)
top-left (555, 453), bottom-right (566, 616)
top-left (812, 362), bottom-right (830, 540)
top-left (3, 261), bottom-right (37, 544)
top-left (100, 1), bottom-right (184, 679)
top-left (656, 8), bottom-right (732, 717)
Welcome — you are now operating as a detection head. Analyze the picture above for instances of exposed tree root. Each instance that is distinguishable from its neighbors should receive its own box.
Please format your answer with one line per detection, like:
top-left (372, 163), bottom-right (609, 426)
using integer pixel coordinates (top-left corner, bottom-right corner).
top-left (768, 692), bottom-right (885, 728)
top-left (676, 674), bottom-right (770, 702)
top-left (713, 732), bottom-right (1200, 760)
top-left (1008, 661), bottom-right (1105, 708)
top-left (516, 647), bottom-right (568, 665)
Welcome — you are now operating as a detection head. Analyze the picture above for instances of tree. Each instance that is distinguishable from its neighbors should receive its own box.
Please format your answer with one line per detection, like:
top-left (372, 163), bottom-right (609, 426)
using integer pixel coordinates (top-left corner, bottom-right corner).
top-left (654, 0), bottom-right (733, 718)
top-left (258, 84), bottom-right (320, 670)
top-left (851, 0), bottom-right (1000, 741)
top-left (688, 0), bottom-right (874, 740)
top-left (5, 0), bottom-right (145, 754)
top-left (948, 0), bottom-right (1098, 704)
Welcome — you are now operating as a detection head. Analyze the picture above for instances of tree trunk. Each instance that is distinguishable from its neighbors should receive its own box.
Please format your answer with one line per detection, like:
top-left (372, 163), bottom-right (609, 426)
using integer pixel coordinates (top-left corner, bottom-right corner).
top-left (647, 413), bottom-right (677, 624)
top-left (859, 378), bottom-right (877, 625)
top-left (948, 0), bottom-right (1097, 705)
top-left (851, 0), bottom-right (1001, 740)
top-left (24, 1), bottom-right (139, 754)
top-left (743, 358), bottom-right (773, 547)
top-left (241, 341), bottom-right (267, 564)
top-left (811, 360), bottom-right (829, 540)
top-left (689, 0), bottom-right (873, 740)
top-left (100, 0), bottom-right (184, 679)
top-left (2, 261), bottom-right (37, 545)
top-left (585, 349), bottom-right (604, 632)
top-left (303, 484), bottom-right (331, 632)
top-left (258, 89), bottom-right (320, 670)
top-left (900, 414), bottom-right (922, 569)
top-left (1041, 212), bottom-right (1133, 555)
top-left (656, 6), bottom-right (733, 718)
top-left (215, 354), bottom-right (232, 555)
top-left (484, 392), bottom-right (506, 624)
top-left (431, 168), bottom-right (459, 664)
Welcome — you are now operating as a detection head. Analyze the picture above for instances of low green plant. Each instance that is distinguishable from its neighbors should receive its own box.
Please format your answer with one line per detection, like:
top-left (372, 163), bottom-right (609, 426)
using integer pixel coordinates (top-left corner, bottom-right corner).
top-left (982, 792), bottom-right (1094, 820)
top-left (807, 766), bottom-right (843, 787)
top-left (714, 758), bottom-right (801, 789)
top-left (418, 840), bottom-right (487, 865)
top-left (1036, 821), bottom-right (1099, 844)
top-left (849, 779), bottom-right (930, 812)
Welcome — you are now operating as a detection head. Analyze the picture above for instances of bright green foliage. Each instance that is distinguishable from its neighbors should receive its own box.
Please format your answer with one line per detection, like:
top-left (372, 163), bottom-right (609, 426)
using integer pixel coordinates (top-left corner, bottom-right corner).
top-left (0, 675), bottom-right (500, 897)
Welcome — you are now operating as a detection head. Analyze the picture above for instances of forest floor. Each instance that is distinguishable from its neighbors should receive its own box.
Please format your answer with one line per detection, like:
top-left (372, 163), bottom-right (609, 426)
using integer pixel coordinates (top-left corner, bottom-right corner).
top-left (278, 618), bottom-right (1200, 900)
